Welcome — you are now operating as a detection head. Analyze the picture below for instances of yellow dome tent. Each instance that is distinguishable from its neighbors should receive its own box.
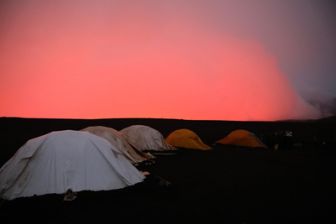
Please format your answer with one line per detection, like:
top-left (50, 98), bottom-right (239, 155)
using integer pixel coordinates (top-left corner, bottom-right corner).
top-left (166, 129), bottom-right (211, 150)
top-left (216, 129), bottom-right (267, 148)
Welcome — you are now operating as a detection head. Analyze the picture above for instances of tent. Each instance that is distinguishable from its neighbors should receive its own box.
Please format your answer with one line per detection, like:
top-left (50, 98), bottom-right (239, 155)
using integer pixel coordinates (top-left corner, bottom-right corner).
top-left (216, 129), bottom-right (267, 148)
top-left (120, 125), bottom-right (175, 151)
top-left (165, 129), bottom-right (211, 150)
top-left (81, 126), bottom-right (153, 164)
top-left (0, 130), bottom-right (145, 200)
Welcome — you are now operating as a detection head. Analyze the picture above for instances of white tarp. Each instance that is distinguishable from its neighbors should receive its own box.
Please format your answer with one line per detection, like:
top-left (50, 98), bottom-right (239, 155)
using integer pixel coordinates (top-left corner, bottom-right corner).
top-left (120, 125), bottom-right (175, 151)
top-left (81, 126), bottom-right (153, 164)
top-left (0, 130), bottom-right (145, 200)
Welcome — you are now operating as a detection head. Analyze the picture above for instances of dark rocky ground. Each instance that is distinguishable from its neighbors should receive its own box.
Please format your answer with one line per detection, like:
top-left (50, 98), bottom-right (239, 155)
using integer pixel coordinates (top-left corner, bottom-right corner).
top-left (0, 117), bottom-right (335, 223)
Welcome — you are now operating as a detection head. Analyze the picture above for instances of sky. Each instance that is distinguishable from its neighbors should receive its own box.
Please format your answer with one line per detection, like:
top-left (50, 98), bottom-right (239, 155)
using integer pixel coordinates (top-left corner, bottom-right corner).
top-left (0, 0), bottom-right (335, 121)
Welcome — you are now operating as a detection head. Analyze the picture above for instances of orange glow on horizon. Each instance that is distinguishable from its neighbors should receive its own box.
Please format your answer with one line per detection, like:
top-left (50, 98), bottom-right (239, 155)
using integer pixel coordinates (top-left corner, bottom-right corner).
top-left (0, 2), bottom-right (320, 121)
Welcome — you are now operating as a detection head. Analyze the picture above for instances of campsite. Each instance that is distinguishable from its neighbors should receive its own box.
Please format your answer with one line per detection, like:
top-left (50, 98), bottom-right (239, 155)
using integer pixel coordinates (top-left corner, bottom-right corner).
top-left (0, 116), bottom-right (335, 223)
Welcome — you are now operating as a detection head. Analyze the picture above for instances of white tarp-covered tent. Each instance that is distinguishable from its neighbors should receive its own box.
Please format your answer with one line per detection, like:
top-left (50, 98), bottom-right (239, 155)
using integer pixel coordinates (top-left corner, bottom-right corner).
top-left (120, 125), bottom-right (175, 152)
top-left (81, 126), bottom-right (153, 164)
top-left (0, 130), bottom-right (145, 200)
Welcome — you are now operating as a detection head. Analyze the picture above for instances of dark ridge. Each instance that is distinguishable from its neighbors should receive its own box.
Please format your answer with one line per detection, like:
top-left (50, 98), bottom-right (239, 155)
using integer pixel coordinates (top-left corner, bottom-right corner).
top-left (0, 116), bottom-right (335, 223)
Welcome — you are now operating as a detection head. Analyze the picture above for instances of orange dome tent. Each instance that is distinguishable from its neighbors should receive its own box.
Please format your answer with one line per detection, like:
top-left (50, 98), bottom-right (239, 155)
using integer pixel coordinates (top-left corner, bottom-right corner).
top-left (216, 129), bottom-right (267, 148)
top-left (166, 129), bottom-right (211, 150)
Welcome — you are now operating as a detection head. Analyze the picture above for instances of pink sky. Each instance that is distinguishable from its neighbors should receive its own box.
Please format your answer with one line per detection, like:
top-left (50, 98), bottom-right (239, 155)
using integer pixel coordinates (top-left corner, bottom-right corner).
top-left (1, 0), bottom-right (334, 120)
